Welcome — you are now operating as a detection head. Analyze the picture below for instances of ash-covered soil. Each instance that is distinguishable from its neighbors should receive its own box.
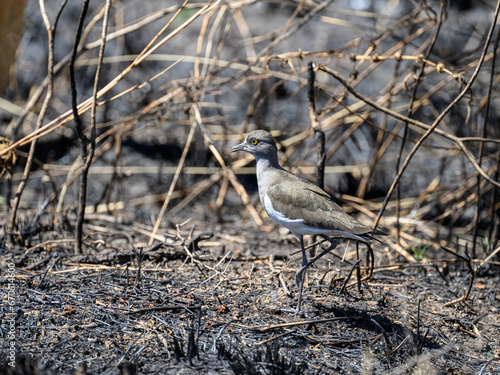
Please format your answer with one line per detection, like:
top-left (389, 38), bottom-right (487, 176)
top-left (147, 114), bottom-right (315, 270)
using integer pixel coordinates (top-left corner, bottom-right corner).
top-left (1, 213), bottom-right (499, 374)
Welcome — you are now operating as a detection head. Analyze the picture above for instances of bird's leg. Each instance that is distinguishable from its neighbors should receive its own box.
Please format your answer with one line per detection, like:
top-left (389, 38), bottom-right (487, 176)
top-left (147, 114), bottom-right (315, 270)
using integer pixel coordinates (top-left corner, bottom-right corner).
top-left (303, 235), bottom-right (338, 270)
top-left (295, 266), bottom-right (307, 314)
top-left (292, 236), bottom-right (339, 312)
top-left (285, 236), bottom-right (339, 314)
top-left (294, 236), bottom-right (311, 313)
top-left (282, 236), bottom-right (308, 314)
top-left (299, 236), bottom-right (308, 267)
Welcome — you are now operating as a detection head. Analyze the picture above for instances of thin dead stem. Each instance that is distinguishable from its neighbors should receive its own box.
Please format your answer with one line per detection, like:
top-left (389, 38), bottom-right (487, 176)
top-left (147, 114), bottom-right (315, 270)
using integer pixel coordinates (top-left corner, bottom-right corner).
top-left (74, 0), bottom-right (112, 254)
top-left (8, 0), bottom-right (68, 243)
top-left (70, 0), bottom-right (90, 254)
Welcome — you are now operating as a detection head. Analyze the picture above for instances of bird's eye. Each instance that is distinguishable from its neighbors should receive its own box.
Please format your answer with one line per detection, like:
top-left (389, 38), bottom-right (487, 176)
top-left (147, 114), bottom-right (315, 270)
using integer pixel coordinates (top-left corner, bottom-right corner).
top-left (251, 138), bottom-right (258, 145)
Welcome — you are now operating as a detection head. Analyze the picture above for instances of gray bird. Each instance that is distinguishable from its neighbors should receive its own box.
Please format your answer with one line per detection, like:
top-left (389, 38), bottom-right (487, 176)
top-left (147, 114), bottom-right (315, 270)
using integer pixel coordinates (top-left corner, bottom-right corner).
top-left (231, 129), bottom-right (385, 313)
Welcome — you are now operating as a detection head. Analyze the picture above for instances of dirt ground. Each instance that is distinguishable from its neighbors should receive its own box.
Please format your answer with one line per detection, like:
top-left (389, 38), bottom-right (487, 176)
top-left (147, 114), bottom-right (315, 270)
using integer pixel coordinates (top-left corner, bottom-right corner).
top-left (1, 211), bottom-right (499, 374)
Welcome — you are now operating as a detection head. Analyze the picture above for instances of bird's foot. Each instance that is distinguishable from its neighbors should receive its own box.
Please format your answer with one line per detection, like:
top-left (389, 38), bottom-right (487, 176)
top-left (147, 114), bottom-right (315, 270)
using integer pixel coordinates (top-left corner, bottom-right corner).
top-left (280, 306), bottom-right (305, 316)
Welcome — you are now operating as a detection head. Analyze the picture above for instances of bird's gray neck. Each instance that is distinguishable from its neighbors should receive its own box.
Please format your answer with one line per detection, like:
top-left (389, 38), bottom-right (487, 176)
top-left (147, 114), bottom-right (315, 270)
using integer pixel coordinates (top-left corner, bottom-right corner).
top-left (255, 155), bottom-right (283, 195)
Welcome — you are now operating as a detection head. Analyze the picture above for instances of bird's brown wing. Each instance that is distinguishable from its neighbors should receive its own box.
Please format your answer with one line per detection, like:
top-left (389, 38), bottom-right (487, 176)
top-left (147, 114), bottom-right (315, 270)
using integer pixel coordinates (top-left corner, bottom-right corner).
top-left (266, 178), bottom-right (374, 236)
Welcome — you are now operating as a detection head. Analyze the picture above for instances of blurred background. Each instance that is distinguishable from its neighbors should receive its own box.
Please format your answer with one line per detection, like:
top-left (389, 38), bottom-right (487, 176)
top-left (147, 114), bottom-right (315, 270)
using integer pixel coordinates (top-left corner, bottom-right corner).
top-left (1, 0), bottom-right (499, 255)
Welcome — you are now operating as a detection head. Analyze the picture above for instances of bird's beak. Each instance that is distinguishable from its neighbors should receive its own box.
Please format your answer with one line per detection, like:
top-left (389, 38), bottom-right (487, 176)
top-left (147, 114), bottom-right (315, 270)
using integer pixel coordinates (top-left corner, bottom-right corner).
top-left (230, 142), bottom-right (247, 153)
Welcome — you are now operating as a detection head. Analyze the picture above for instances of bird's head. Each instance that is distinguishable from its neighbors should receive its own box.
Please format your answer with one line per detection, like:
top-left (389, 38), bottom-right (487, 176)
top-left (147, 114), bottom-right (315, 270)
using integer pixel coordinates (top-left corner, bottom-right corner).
top-left (230, 130), bottom-right (278, 160)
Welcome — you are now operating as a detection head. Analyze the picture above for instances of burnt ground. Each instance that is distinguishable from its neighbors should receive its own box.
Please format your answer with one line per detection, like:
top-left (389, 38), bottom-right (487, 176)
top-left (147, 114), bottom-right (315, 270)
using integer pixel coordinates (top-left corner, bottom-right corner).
top-left (0, 211), bottom-right (499, 375)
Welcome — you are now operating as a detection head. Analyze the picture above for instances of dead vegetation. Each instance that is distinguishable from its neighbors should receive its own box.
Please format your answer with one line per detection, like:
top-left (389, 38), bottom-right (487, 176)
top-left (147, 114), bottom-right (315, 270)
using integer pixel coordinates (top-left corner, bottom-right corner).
top-left (1, 0), bottom-right (500, 374)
